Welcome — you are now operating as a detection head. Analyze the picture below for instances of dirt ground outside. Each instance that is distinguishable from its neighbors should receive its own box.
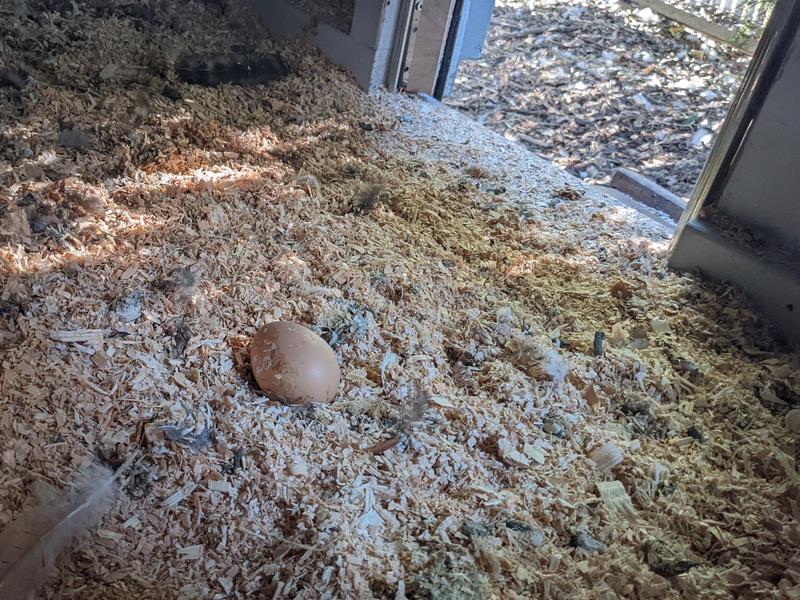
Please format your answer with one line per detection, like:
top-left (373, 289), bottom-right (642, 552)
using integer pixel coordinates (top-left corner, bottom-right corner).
top-left (447, 0), bottom-right (756, 198)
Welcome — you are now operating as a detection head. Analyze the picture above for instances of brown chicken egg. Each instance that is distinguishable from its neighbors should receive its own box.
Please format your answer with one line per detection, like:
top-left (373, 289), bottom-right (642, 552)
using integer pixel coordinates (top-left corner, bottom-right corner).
top-left (250, 321), bottom-right (341, 404)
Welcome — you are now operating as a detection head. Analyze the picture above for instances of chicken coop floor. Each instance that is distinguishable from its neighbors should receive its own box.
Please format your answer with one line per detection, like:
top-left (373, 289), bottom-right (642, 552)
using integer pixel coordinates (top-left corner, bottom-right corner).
top-left (1, 1), bottom-right (799, 599)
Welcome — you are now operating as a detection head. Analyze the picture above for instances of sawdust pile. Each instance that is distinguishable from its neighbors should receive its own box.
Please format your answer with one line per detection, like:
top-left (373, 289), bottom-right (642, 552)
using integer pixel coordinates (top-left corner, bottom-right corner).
top-left (1, 1), bottom-right (799, 599)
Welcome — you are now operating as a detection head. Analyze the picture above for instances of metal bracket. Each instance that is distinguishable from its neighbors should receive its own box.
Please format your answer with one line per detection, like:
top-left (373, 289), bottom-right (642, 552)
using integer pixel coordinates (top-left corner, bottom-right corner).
top-left (386, 0), bottom-right (423, 91)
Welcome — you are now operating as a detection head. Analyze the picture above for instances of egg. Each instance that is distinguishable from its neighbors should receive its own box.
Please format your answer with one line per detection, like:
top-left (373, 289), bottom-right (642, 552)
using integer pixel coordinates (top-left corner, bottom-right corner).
top-left (250, 321), bottom-right (340, 404)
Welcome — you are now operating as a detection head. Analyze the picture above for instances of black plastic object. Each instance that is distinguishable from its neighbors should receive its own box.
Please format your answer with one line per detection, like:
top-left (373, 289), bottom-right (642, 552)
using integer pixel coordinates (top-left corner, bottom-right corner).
top-left (175, 53), bottom-right (289, 86)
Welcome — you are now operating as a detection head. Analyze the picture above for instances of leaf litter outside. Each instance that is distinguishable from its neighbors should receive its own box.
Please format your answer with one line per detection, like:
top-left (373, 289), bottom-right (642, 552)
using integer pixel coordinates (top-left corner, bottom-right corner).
top-left (447, 0), bottom-right (753, 198)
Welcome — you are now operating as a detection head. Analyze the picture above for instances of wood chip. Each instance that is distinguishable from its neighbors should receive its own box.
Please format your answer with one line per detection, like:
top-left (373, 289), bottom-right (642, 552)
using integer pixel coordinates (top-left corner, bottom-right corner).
top-left (50, 329), bottom-right (104, 346)
top-left (590, 442), bottom-right (625, 473)
top-left (597, 480), bottom-right (638, 522)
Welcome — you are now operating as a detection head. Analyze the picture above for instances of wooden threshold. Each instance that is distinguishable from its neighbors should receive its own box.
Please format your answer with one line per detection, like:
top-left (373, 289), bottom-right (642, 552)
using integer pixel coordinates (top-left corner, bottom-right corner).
top-left (631, 0), bottom-right (760, 54)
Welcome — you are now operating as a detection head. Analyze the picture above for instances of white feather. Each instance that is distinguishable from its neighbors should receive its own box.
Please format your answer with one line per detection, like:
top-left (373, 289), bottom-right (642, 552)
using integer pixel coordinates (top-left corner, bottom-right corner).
top-left (0, 463), bottom-right (117, 599)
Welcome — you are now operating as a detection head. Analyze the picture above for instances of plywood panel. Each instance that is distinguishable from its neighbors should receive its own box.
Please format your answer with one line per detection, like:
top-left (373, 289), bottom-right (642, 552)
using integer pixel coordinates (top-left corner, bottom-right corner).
top-left (405, 0), bottom-right (456, 93)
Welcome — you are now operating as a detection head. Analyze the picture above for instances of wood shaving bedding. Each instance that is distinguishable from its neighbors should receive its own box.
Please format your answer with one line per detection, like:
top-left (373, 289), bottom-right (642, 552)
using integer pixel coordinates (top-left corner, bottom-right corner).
top-left (1, 1), bottom-right (798, 599)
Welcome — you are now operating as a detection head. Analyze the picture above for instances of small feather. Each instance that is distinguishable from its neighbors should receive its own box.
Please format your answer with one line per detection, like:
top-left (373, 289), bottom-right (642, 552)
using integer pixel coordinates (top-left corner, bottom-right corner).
top-left (0, 463), bottom-right (117, 599)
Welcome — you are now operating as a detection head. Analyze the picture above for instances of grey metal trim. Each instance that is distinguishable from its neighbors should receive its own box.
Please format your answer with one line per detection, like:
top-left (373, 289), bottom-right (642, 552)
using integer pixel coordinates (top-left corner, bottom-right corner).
top-left (670, 0), bottom-right (800, 251)
top-left (670, 220), bottom-right (800, 343)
